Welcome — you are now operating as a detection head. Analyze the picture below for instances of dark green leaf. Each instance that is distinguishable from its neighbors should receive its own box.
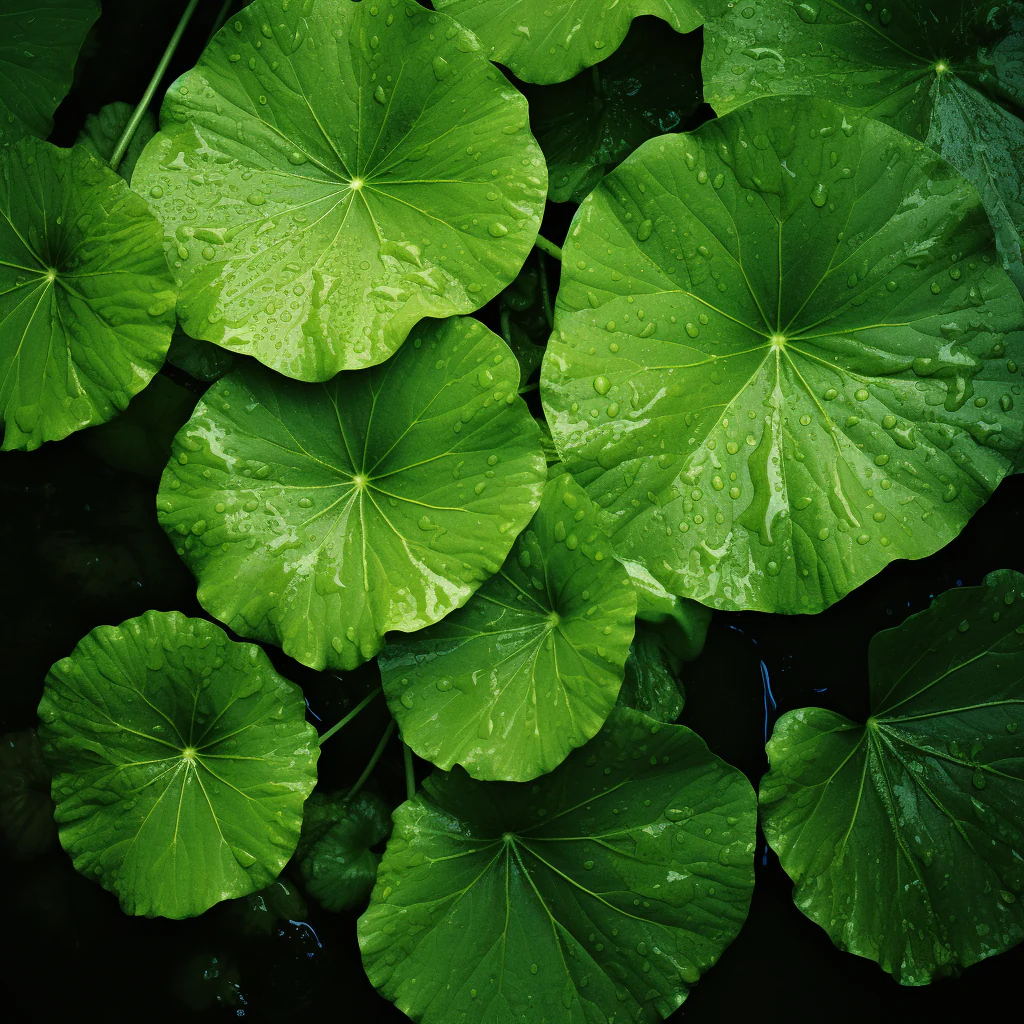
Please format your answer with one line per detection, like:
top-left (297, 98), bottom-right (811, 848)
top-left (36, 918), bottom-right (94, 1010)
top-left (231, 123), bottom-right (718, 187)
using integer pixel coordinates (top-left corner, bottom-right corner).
top-left (618, 625), bottom-right (686, 722)
top-left (0, 730), bottom-right (56, 860)
top-left (166, 327), bottom-right (236, 383)
top-left (761, 569), bottom-right (1024, 983)
top-left (359, 707), bottom-right (756, 1022)
top-left (38, 610), bottom-right (320, 919)
top-left (75, 100), bottom-right (156, 182)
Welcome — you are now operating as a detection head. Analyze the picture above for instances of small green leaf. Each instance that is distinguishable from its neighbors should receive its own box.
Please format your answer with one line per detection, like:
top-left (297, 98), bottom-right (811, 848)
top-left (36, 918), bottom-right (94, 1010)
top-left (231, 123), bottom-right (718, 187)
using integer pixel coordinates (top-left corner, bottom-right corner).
top-left (703, 0), bottom-right (1024, 291)
top-left (359, 706), bottom-right (756, 1023)
top-left (37, 610), bottom-right (320, 919)
top-left (218, 878), bottom-right (308, 939)
top-left (761, 570), bottom-right (1024, 984)
top-left (0, 0), bottom-right (100, 145)
top-left (379, 473), bottom-right (636, 781)
top-left (0, 139), bottom-right (177, 451)
top-left (542, 95), bottom-right (1024, 614)
top-left (295, 790), bottom-right (392, 912)
top-left (498, 257), bottom-right (551, 385)
top-left (166, 328), bottom-right (236, 382)
top-left (618, 626), bottom-right (686, 722)
top-left (433, 0), bottom-right (705, 84)
top-left (158, 316), bottom-right (546, 672)
top-left (528, 18), bottom-right (702, 202)
top-left (134, 0), bottom-right (546, 381)
top-left (75, 101), bottom-right (156, 182)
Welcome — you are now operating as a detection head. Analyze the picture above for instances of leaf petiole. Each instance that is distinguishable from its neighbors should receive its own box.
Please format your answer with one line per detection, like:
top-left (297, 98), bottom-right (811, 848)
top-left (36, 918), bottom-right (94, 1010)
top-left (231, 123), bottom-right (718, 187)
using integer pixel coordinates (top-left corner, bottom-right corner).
top-left (318, 687), bottom-right (381, 746)
top-left (109, 0), bottom-right (202, 172)
top-left (347, 719), bottom-right (396, 800)
top-left (402, 740), bottom-right (415, 801)
top-left (534, 234), bottom-right (562, 262)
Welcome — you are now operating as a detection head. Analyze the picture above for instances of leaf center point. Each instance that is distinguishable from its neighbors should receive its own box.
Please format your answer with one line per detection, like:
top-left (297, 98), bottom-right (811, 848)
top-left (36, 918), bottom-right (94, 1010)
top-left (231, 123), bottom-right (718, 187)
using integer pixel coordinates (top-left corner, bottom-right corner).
top-left (352, 473), bottom-right (369, 491)
top-left (770, 333), bottom-right (786, 350)
top-left (348, 177), bottom-right (365, 191)
top-left (934, 61), bottom-right (950, 74)
top-left (44, 267), bottom-right (58, 284)
top-left (181, 746), bottom-right (198, 762)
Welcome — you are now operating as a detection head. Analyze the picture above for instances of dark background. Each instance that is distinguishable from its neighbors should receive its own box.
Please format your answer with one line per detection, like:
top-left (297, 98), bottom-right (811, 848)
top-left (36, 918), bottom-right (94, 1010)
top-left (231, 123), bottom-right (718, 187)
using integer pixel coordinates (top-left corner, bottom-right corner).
top-left (2, 1), bottom-right (1021, 1020)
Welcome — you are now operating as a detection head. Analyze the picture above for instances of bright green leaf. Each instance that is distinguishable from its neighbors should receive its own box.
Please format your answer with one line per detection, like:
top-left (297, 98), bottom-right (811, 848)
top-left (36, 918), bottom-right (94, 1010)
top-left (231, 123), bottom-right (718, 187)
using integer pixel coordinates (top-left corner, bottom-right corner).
top-left (761, 570), bottom-right (1024, 983)
top-left (158, 316), bottom-right (546, 672)
top-left (0, 0), bottom-right (99, 145)
top-left (432, 0), bottom-right (705, 85)
top-left (527, 17), bottom-right (702, 202)
top-left (359, 706), bottom-right (756, 1023)
top-left (166, 327), bottom-right (236, 382)
top-left (703, 0), bottom-right (1024, 291)
top-left (0, 138), bottom-right (177, 451)
top-left (134, 0), bottom-right (546, 382)
top-left (379, 473), bottom-right (636, 781)
top-left (37, 610), bottom-right (320, 919)
top-left (75, 100), bottom-right (156, 183)
top-left (542, 95), bottom-right (1024, 614)
top-left (295, 790), bottom-right (392, 912)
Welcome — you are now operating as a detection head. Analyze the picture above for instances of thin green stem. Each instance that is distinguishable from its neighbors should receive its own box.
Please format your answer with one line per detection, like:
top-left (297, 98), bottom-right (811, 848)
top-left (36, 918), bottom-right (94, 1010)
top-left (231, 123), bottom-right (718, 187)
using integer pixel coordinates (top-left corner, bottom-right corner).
top-left (206, 0), bottom-right (233, 46)
top-left (500, 305), bottom-right (513, 348)
top-left (347, 720), bottom-right (396, 800)
top-left (536, 249), bottom-right (554, 327)
top-left (109, 0), bottom-right (202, 172)
top-left (534, 234), bottom-right (562, 262)
top-left (402, 740), bottom-right (416, 801)
top-left (317, 688), bottom-right (381, 746)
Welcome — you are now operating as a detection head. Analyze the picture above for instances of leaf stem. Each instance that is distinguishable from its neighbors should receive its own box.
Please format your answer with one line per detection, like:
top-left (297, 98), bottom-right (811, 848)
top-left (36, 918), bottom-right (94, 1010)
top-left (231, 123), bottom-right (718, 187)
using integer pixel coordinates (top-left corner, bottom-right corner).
top-left (347, 720), bottom-right (396, 800)
top-left (536, 250), bottom-right (554, 327)
top-left (109, 0), bottom-right (202, 173)
top-left (534, 234), bottom-right (562, 262)
top-left (206, 0), bottom-right (233, 46)
top-left (402, 740), bottom-right (415, 801)
top-left (317, 687), bottom-right (381, 746)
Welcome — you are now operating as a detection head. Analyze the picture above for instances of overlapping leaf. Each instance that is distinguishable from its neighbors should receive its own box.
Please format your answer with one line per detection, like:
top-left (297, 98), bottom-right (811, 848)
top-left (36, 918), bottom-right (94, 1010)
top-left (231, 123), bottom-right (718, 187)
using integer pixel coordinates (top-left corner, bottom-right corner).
top-left (542, 95), bottom-right (1024, 614)
top-left (761, 570), bottom-right (1024, 983)
top-left (134, 0), bottom-right (546, 381)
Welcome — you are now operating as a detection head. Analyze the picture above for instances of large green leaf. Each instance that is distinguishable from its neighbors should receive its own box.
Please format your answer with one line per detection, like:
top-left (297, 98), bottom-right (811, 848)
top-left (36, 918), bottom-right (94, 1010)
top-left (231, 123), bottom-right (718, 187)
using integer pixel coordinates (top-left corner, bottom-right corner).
top-left (761, 570), bottom-right (1024, 983)
top-left (359, 707), bottom-right (756, 1023)
top-left (0, 0), bottom-right (99, 145)
top-left (379, 472), bottom-right (636, 781)
top-left (37, 610), bottom-right (320, 920)
top-left (541, 94), bottom-right (1024, 615)
top-left (527, 17), bottom-right (702, 202)
top-left (432, 0), bottom-right (705, 85)
top-left (133, 0), bottom-right (546, 382)
top-left (0, 138), bottom-right (177, 451)
top-left (76, 100), bottom-right (157, 183)
top-left (703, 0), bottom-right (1024, 291)
top-left (158, 316), bottom-right (546, 672)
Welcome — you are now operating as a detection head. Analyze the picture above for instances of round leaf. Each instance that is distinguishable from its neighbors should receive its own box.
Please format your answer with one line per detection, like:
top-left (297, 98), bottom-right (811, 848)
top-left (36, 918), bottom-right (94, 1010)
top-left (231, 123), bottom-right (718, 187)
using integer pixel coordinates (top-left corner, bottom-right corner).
top-left (133, 0), bottom-right (546, 382)
top-left (359, 706), bottom-right (756, 1023)
top-left (158, 316), bottom-right (547, 671)
top-left (761, 570), bottom-right (1024, 983)
top-left (527, 17), bottom-right (702, 202)
top-left (37, 610), bottom-right (320, 919)
top-left (0, 139), bottom-right (177, 451)
top-left (433, 0), bottom-right (705, 85)
top-left (0, 0), bottom-right (99, 144)
top-left (379, 472), bottom-right (636, 781)
top-left (703, 0), bottom-right (1024, 291)
top-left (541, 95), bottom-right (1024, 614)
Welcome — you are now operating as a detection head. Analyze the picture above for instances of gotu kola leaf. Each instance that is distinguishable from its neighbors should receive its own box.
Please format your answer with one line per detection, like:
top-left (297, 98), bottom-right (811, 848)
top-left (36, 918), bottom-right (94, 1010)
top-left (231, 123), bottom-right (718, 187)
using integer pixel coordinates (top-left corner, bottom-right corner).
top-left (133, 0), bottom-right (546, 382)
top-left (0, 0), bottom-right (99, 145)
top-left (541, 94), bottom-right (1024, 615)
top-left (75, 100), bottom-right (157, 183)
top-left (432, 0), bottom-right (705, 85)
top-left (358, 706), bottom-right (756, 1023)
top-left (703, 0), bottom-right (1024, 292)
top-left (378, 472), bottom-right (637, 782)
top-left (760, 570), bottom-right (1024, 984)
top-left (0, 138), bottom-right (177, 451)
top-left (157, 316), bottom-right (546, 672)
top-left (37, 610), bottom-right (320, 919)
top-left (526, 16), bottom-right (703, 203)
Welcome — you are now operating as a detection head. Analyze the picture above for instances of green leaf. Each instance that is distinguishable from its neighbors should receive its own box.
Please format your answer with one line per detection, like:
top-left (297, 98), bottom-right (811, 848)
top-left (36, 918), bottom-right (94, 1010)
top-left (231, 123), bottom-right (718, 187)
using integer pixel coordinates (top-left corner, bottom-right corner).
top-left (0, 0), bottom-right (99, 145)
top-left (358, 706), bottom-right (756, 1023)
top-left (295, 790), bottom-right (392, 912)
top-left (75, 101), bottom-right (156, 183)
top-left (499, 256), bottom-right (551, 385)
top-left (37, 610), bottom-right (320, 919)
top-left (527, 18), bottom-right (702, 202)
top-left (166, 327), bottom-right (236, 382)
top-left (761, 570), bottom-right (1024, 984)
top-left (541, 95), bottom-right (1024, 615)
top-left (218, 878), bottom-right (308, 939)
top-left (379, 472), bottom-right (636, 781)
top-left (158, 316), bottom-right (546, 672)
top-left (133, 0), bottom-right (546, 382)
top-left (0, 730), bottom-right (56, 861)
top-left (618, 625), bottom-right (686, 722)
top-left (0, 138), bottom-right (177, 451)
top-left (432, 0), bottom-right (705, 85)
top-left (703, 0), bottom-right (1024, 292)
